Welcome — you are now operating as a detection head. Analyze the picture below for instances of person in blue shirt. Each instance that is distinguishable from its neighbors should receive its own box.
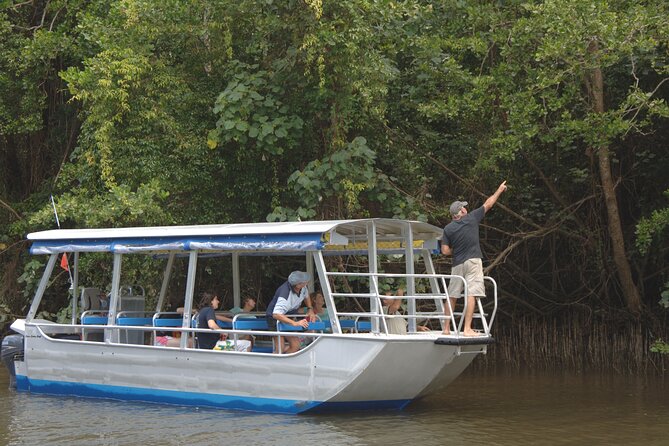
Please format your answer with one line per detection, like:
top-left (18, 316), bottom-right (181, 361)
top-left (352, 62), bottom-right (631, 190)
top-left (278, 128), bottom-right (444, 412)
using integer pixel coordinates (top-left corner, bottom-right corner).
top-left (441, 181), bottom-right (507, 336)
top-left (266, 271), bottom-right (315, 353)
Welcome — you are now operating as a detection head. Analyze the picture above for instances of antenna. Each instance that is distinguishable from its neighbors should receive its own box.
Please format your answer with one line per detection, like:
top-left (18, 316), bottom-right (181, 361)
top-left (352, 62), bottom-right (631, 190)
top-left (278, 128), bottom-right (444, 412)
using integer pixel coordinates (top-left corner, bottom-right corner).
top-left (51, 195), bottom-right (76, 323)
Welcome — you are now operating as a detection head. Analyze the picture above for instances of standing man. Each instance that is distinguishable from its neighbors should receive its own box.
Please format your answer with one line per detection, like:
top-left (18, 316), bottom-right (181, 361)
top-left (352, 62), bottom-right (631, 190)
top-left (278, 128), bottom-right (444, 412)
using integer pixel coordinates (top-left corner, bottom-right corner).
top-left (441, 181), bottom-right (507, 336)
top-left (266, 271), bottom-right (315, 353)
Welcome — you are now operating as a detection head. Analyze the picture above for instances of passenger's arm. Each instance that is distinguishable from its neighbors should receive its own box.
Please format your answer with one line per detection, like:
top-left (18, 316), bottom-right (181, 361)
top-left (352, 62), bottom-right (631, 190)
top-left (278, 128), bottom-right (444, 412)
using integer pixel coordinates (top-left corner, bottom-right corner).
top-left (303, 295), bottom-right (316, 322)
top-left (215, 313), bottom-right (233, 323)
top-left (273, 312), bottom-right (309, 328)
top-left (206, 318), bottom-right (219, 330)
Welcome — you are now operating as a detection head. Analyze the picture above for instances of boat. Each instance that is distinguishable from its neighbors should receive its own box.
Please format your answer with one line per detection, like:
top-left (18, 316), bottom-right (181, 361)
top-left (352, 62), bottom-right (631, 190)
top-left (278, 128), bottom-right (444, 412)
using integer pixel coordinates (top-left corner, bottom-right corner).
top-left (1, 219), bottom-right (497, 413)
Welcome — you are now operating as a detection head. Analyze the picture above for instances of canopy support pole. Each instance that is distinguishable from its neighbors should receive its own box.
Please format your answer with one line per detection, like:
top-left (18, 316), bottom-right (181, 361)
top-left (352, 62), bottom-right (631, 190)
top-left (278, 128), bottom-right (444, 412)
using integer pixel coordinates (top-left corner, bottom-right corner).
top-left (181, 250), bottom-right (198, 349)
top-left (105, 253), bottom-right (122, 343)
top-left (26, 254), bottom-right (58, 322)
top-left (156, 253), bottom-right (175, 312)
top-left (232, 252), bottom-right (240, 308)
top-left (71, 252), bottom-right (79, 324)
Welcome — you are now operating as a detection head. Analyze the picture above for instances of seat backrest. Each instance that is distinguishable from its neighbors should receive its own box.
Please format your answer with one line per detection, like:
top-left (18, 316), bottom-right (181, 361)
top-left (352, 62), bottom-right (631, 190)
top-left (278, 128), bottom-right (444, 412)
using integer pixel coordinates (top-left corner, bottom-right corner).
top-left (234, 319), bottom-right (269, 330)
top-left (80, 288), bottom-right (103, 311)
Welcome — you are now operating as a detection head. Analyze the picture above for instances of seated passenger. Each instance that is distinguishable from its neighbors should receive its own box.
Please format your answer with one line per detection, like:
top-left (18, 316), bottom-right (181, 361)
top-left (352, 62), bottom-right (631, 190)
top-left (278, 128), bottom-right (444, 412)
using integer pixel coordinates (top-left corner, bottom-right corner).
top-left (266, 271), bottom-right (315, 354)
top-left (300, 290), bottom-right (329, 347)
top-left (309, 291), bottom-right (329, 322)
top-left (230, 296), bottom-right (257, 316)
top-left (197, 292), bottom-right (251, 352)
top-left (154, 308), bottom-right (193, 348)
top-left (229, 296), bottom-right (257, 347)
top-left (382, 289), bottom-right (430, 335)
top-left (155, 332), bottom-right (194, 348)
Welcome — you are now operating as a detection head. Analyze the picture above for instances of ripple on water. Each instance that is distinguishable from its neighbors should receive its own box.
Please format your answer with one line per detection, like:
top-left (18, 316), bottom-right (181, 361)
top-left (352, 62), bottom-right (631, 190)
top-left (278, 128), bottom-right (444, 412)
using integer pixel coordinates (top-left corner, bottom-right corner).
top-left (0, 369), bottom-right (667, 446)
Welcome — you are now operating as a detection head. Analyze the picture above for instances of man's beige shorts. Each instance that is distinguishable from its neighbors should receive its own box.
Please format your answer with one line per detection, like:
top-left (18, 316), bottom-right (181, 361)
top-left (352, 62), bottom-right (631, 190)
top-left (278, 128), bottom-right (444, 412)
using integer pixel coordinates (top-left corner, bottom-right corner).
top-left (447, 258), bottom-right (485, 298)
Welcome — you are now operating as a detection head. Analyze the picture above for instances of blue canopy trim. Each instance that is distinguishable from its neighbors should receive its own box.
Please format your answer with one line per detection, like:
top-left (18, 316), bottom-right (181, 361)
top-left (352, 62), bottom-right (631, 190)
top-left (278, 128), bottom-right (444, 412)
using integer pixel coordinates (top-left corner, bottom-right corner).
top-left (30, 233), bottom-right (325, 254)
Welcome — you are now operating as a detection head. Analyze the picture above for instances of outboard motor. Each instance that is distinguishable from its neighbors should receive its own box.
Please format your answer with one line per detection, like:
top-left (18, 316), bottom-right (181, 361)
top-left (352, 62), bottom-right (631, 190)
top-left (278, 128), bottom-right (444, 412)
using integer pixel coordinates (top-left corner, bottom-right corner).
top-left (1, 334), bottom-right (24, 388)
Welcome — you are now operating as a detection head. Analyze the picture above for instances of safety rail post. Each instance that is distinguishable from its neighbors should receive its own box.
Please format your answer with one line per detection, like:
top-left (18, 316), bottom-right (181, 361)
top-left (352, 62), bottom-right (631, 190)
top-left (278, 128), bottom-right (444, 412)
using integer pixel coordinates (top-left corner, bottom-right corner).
top-left (421, 249), bottom-right (448, 332)
top-left (366, 221), bottom-right (380, 333)
top-left (105, 253), bottom-right (122, 344)
top-left (71, 252), bottom-right (80, 325)
top-left (314, 251), bottom-right (342, 334)
top-left (478, 276), bottom-right (498, 334)
top-left (455, 276), bottom-right (469, 334)
top-left (487, 276), bottom-right (498, 328)
top-left (438, 276), bottom-right (457, 335)
top-left (403, 222), bottom-right (417, 332)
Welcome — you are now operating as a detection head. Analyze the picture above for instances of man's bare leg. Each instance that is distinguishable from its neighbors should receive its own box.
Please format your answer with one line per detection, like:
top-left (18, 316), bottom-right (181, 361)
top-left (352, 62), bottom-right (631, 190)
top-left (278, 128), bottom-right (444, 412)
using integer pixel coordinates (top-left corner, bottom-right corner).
top-left (463, 295), bottom-right (481, 336)
top-left (442, 297), bottom-right (457, 335)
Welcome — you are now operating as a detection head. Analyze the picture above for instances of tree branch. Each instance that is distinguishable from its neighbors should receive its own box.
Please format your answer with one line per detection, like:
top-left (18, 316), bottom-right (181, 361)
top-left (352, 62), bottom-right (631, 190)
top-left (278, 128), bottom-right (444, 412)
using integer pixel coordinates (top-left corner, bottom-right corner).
top-left (0, 198), bottom-right (22, 221)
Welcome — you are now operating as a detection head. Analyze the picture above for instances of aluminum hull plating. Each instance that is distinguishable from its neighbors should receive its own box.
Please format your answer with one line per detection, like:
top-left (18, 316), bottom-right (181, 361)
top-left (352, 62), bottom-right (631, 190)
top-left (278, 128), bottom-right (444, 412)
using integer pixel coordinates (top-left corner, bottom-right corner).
top-left (13, 324), bottom-right (481, 413)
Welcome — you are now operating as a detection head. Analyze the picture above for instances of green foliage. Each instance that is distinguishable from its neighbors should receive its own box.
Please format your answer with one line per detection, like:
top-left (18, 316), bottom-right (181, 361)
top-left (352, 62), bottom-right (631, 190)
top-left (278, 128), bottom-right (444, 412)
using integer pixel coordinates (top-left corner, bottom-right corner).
top-left (2, 0), bottom-right (669, 336)
top-left (660, 282), bottom-right (669, 309)
top-left (636, 189), bottom-right (669, 255)
top-left (17, 258), bottom-right (45, 299)
top-left (268, 136), bottom-right (423, 221)
top-left (28, 181), bottom-right (170, 230)
top-left (650, 339), bottom-right (669, 355)
top-left (209, 64), bottom-right (304, 153)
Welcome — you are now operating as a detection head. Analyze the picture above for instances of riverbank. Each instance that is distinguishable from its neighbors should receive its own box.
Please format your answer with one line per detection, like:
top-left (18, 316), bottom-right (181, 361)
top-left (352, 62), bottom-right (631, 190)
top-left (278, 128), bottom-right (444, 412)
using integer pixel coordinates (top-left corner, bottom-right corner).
top-left (475, 313), bottom-right (669, 374)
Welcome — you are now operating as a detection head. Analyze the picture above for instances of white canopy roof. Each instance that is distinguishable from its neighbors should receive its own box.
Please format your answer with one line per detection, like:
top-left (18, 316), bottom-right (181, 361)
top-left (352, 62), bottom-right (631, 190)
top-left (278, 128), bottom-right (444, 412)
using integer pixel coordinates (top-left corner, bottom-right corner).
top-left (27, 219), bottom-right (443, 255)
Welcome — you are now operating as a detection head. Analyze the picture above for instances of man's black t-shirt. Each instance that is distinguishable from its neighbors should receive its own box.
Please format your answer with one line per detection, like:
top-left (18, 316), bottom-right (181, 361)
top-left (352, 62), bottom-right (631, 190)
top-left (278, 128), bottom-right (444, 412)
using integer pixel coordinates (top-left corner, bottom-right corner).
top-left (442, 205), bottom-right (485, 266)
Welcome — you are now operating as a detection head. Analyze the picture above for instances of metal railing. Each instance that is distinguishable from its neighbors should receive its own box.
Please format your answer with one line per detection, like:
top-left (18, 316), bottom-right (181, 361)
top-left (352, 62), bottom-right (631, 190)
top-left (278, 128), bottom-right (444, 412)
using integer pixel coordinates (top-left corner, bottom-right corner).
top-left (30, 272), bottom-right (498, 355)
top-left (323, 271), bottom-right (497, 336)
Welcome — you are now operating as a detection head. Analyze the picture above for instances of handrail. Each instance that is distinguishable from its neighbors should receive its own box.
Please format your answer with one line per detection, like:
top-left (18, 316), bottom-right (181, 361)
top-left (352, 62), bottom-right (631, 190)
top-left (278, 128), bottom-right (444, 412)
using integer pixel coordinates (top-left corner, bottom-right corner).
top-left (322, 271), bottom-right (497, 336)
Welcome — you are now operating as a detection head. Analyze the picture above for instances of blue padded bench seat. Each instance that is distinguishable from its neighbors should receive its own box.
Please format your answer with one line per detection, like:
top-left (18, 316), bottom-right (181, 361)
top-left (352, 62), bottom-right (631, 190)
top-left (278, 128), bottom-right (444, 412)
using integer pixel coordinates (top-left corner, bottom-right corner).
top-left (356, 321), bottom-right (372, 331)
top-left (338, 319), bottom-right (356, 329)
top-left (153, 318), bottom-right (183, 328)
top-left (116, 317), bottom-right (153, 326)
top-left (320, 319), bottom-right (354, 330)
top-left (277, 321), bottom-right (328, 331)
top-left (251, 346), bottom-right (274, 353)
top-left (81, 316), bottom-right (107, 325)
top-left (234, 319), bottom-right (269, 330)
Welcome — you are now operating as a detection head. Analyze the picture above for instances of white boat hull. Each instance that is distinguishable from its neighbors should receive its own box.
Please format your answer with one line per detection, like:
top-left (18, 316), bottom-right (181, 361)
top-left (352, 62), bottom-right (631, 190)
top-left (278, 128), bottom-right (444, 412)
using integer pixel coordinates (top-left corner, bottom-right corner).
top-left (14, 324), bottom-right (485, 413)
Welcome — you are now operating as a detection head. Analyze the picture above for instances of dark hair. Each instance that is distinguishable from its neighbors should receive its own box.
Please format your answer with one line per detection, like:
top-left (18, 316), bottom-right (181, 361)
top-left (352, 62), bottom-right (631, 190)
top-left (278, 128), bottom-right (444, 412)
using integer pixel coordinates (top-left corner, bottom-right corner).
top-left (241, 296), bottom-right (255, 306)
top-left (310, 291), bottom-right (323, 299)
top-left (198, 292), bottom-right (217, 310)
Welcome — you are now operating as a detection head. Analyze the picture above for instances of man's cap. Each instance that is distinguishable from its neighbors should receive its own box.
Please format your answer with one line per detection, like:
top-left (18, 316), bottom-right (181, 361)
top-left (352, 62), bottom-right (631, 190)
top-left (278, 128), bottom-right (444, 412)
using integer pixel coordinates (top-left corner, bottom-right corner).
top-left (449, 200), bottom-right (468, 216)
top-left (288, 271), bottom-right (311, 285)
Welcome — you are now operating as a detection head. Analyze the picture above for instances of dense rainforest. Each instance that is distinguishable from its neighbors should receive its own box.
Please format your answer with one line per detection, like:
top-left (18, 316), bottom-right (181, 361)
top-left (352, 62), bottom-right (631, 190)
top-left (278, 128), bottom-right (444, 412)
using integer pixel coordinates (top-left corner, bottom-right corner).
top-left (1, 0), bottom-right (668, 372)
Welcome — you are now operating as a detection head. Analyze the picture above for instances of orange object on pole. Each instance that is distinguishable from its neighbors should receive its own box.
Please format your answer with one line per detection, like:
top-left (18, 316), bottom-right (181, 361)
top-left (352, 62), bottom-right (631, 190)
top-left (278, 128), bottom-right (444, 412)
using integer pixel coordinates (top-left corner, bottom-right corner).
top-left (60, 253), bottom-right (69, 271)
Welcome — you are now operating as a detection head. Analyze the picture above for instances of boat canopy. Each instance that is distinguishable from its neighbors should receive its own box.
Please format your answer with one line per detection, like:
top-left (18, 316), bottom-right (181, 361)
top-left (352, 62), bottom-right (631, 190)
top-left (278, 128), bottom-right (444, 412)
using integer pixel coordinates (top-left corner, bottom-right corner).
top-left (27, 219), bottom-right (443, 255)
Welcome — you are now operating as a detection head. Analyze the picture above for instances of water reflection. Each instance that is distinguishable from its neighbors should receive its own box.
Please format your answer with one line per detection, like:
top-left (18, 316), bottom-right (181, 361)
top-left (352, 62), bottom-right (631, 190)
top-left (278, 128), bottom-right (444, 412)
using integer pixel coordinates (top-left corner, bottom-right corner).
top-left (1, 369), bottom-right (667, 446)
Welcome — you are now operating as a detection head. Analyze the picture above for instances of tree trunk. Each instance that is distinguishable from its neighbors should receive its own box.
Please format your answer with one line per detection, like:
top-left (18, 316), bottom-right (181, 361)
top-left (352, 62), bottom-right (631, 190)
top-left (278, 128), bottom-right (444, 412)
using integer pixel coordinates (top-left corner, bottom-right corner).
top-left (587, 40), bottom-right (642, 314)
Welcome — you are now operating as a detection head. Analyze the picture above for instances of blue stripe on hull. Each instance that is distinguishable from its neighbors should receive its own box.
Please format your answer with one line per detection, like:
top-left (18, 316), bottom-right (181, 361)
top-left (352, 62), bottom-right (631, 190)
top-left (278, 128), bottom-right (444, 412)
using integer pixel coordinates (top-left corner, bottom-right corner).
top-left (308, 399), bottom-right (412, 413)
top-left (14, 375), bottom-right (410, 414)
top-left (15, 375), bottom-right (317, 414)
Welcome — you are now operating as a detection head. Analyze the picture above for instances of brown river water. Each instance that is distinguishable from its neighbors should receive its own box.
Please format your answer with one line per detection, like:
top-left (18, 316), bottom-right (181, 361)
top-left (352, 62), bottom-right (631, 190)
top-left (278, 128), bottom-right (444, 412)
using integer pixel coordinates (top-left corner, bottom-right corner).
top-left (0, 367), bottom-right (666, 446)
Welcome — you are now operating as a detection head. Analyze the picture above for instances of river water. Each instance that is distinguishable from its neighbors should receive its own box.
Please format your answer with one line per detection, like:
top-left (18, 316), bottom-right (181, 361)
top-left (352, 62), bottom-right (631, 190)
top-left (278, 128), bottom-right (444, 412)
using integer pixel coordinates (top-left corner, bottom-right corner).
top-left (0, 367), bottom-right (666, 446)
